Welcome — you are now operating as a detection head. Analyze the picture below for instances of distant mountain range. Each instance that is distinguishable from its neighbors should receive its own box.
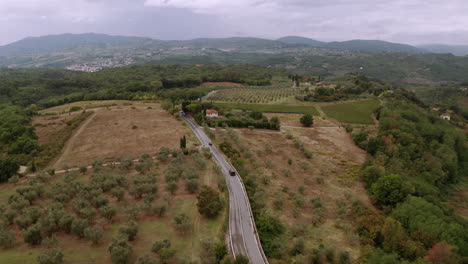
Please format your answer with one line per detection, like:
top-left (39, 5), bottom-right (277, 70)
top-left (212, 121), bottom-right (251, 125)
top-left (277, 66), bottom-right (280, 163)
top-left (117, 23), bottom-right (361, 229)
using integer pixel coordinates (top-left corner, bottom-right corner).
top-left (1, 33), bottom-right (468, 88)
top-left (0, 33), bottom-right (150, 57)
top-left (416, 44), bottom-right (468, 56)
top-left (0, 33), bottom-right (466, 58)
top-left (277, 36), bottom-right (423, 53)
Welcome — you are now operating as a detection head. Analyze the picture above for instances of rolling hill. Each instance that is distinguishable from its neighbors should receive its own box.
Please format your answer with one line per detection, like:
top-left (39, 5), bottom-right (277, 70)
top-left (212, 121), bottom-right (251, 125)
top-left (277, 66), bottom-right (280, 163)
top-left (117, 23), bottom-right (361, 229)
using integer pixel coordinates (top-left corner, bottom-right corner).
top-left (277, 36), bottom-right (423, 53)
top-left (417, 44), bottom-right (468, 56)
top-left (0, 33), bottom-right (150, 57)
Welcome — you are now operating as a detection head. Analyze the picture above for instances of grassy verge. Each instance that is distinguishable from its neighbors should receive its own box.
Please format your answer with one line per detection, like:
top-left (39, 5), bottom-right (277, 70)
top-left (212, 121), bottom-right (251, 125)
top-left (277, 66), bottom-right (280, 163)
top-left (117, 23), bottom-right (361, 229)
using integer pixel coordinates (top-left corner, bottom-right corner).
top-left (321, 99), bottom-right (381, 124)
top-left (214, 102), bottom-right (320, 116)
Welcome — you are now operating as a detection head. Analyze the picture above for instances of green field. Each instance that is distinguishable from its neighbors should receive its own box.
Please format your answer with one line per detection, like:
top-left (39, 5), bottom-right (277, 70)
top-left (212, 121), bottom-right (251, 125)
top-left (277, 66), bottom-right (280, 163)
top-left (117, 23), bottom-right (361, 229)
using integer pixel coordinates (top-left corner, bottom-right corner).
top-left (321, 99), bottom-right (381, 124)
top-left (214, 102), bottom-right (320, 116)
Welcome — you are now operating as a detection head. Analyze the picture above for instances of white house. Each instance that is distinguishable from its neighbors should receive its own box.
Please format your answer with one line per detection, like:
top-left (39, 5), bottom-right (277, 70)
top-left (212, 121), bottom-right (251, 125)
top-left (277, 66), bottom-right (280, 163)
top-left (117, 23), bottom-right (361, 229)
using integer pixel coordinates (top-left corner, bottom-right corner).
top-left (440, 113), bottom-right (451, 120)
top-left (206, 109), bottom-right (218, 118)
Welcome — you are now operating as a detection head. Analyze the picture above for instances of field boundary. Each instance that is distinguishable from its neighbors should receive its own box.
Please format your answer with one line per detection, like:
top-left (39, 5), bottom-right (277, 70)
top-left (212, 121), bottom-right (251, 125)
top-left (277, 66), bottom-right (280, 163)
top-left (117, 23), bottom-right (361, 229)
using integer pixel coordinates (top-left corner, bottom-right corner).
top-left (51, 112), bottom-right (96, 169)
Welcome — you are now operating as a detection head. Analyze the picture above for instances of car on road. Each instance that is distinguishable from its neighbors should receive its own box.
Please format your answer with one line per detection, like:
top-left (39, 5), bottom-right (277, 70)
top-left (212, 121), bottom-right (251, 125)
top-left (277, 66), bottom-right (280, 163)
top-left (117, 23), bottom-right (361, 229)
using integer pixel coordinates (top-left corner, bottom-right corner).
top-left (229, 170), bottom-right (236, 176)
top-left (209, 142), bottom-right (213, 146)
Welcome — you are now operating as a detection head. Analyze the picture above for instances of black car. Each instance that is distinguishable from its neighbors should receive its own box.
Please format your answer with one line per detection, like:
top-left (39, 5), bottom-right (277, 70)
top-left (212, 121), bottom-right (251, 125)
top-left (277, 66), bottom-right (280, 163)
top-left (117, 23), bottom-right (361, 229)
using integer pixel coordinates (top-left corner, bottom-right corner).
top-left (208, 142), bottom-right (213, 146)
top-left (229, 170), bottom-right (236, 176)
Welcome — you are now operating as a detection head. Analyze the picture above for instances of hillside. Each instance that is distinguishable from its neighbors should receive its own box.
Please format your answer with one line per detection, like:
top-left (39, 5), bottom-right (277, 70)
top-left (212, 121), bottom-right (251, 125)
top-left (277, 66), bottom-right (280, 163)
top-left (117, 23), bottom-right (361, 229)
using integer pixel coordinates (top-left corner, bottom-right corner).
top-left (276, 36), bottom-right (325, 46)
top-left (417, 44), bottom-right (468, 56)
top-left (0, 33), bottom-right (150, 57)
top-left (326, 39), bottom-right (422, 53)
top-left (2, 33), bottom-right (468, 88)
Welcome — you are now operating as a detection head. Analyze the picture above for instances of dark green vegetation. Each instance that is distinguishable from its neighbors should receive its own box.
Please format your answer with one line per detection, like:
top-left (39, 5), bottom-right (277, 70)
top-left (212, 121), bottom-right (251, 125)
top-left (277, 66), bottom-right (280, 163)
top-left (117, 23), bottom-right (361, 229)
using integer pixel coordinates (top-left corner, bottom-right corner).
top-left (213, 102), bottom-right (319, 116)
top-left (322, 99), bottom-right (381, 125)
top-left (416, 83), bottom-right (468, 124)
top-left (299, 114), bottom-right (313, 127)
top-left (184, 102), bottom-right (281, 130)
top-left (298, 73), bottom-right (392, 102)
top-left (0, 106), bottom-right (38, 177)
top-left (0, 65), bottom-right (284, 108)
top-left (351, 98), bottom-right (468, 263)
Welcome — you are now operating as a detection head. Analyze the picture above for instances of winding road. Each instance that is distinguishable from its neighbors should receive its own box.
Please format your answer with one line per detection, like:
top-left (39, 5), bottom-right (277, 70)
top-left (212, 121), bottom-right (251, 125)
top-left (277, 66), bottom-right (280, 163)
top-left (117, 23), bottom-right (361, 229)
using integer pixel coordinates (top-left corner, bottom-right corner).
top-left (180, 113), bottom-right (268, 264)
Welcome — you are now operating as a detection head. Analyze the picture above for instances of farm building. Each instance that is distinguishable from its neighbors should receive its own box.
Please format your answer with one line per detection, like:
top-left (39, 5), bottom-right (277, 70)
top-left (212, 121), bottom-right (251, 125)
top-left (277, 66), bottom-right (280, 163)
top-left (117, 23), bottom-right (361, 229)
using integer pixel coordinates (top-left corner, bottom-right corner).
top-left (206, 109), bottom-right (219, 118)
top-left (440, 113), bottom-right (451, 120)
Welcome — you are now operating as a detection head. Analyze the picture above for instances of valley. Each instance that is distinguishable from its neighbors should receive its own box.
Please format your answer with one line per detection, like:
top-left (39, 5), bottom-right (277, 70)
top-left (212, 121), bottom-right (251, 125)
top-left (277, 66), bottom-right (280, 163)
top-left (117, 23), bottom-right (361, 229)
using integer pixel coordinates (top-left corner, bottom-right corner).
top-left (0, 63), bottom-right (466, 264)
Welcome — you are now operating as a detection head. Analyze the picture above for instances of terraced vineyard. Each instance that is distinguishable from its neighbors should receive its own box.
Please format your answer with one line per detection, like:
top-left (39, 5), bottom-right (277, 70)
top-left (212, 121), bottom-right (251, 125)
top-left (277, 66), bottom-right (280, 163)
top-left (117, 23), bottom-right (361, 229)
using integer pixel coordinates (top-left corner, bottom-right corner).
top-left (207, 86), bottom-right (306, 103)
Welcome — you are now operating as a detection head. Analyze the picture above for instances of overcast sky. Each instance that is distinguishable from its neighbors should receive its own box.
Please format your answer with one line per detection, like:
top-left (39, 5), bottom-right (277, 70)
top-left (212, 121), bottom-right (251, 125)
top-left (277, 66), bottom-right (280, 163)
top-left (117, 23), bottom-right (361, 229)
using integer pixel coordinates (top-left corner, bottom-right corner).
top-left (1, 0), bottom-right (467, 46)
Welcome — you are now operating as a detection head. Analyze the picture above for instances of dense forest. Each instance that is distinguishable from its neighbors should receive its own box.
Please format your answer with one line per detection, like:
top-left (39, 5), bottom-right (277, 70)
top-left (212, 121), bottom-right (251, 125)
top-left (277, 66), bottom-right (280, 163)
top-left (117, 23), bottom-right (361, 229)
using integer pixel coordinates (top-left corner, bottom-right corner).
top-left (0, 65), bottom-right (284, 108)
top-left (351, 97), bottom-right (468, 263)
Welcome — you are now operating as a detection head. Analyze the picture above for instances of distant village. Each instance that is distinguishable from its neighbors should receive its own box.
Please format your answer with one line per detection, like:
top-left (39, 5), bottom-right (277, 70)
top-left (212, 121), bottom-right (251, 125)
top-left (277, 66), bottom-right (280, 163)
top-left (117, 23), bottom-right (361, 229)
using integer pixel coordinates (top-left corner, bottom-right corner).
top-left (65, 57), bottom-right (134, 72)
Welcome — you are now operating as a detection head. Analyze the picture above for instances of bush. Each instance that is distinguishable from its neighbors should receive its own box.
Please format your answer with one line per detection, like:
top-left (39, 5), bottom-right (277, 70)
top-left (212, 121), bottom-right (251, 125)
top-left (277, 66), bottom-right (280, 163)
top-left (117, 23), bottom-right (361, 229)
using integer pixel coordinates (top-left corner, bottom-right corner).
top-left (108, 237), bottom-right (133, 264)
top-left (101, 206), bottom-right (117, 222)
top-left (233, 255), bottom-right (250, 264)
top-left (300, 114), bottom-right (314, 127)
top-left (0, 229), bottom-right (16, 248)
top-left (197, 185), bottom-right (224, 218)
top-left (111, 187), bottom-right (125, 201)
top-left (0, 158), bottom-right (19, 183)
top-left (71, 219), bottom-right (88, 238)
top-left (339, 251), bottom-right (351, 264)
top-left (151, 239), bottom-right (171, 253)
top-left (23, 224), bottom-right (42, 245)
top-left (371, 174), bottom-right (413, 207)
top-left (84, 226), bottom-right (104, 245)
top-left (37, 248), bottom-right (64, 264)
top-left (135, 255), bottom-right (159, 264)
top-left (173, 213), bottom-right (192, 234)
top-left (185, 179), bottom-right (199, 194)
top-left (118, 221), bottom-right (138, 241)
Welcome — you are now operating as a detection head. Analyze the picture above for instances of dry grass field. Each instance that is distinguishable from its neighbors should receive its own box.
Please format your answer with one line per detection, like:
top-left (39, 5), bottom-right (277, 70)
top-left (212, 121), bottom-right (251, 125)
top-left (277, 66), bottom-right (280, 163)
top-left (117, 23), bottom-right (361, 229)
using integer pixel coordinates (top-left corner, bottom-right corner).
top-left (34, 104), bottom-right (192, 170)
top-left (215, 126), bottom-right (373, 262)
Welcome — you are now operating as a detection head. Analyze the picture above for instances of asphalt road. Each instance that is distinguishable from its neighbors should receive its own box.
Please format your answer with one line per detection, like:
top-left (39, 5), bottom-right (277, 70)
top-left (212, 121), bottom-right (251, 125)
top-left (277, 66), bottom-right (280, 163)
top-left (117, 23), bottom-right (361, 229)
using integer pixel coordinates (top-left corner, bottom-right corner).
top-left (181, 113), bottom-right (268, 264)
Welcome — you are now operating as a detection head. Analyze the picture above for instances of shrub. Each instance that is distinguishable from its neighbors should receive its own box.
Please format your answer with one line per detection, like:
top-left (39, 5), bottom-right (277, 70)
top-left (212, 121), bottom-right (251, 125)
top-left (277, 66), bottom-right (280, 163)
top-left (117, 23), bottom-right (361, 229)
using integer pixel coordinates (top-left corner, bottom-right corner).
top-left (197, 185), bottom-right (224, 218)
top-left (166, 181), bottom-right (178, 195)
top-left (71, 219), bottom-right (88, 238)
top-left (173, 213), bottom-right (192, 234)
top-left (118, 221), bottom-right (138, 241)
top-left (111, 187), bottom-right (125, 201)
top-left (300, 114), bottom-right (314, 127)
top-left (151, 239), bottom-right (171, 253)
top-left (23, 224), bottom-right (42, 245)
top-left (135, 255), bottom-right (159, 264)
top-left (371, 174), bottom-right (413, 207)
top-left (108, 237), bottom-right (132, 264)
top-left (37, 248), bottom-right (64, 264)
top-left (339, 251), bottom-right (351, 264)
top-left (84, 226), bottom-right (104, 245)
top-left (0, 229), bottom-right (16, 248)
top-left (185, 179), bottom-right (199, 194)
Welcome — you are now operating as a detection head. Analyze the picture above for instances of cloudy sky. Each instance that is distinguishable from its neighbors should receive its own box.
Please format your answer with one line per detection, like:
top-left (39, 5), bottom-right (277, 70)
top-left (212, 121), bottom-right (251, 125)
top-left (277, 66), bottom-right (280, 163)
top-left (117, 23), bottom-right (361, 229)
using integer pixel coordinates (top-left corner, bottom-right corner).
top-left (1, 0), bottom-right (467, 45)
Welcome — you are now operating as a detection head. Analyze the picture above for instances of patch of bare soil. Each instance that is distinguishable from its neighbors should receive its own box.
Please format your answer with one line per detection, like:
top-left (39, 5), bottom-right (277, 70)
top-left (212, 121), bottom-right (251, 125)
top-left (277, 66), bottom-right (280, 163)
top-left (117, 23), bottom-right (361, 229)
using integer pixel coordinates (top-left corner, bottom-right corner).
top-left (32, 113), bottom-right (79, 144)
top-left (54, 106), bottom-right (190, 169)
top-left (264, 113), bottom-right (340, 127)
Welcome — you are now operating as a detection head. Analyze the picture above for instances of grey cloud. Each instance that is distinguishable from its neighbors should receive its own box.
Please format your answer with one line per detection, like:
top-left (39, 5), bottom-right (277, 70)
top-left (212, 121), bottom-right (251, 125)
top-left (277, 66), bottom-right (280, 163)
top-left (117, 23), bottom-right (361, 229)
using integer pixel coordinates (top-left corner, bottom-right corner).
top-left (0, 0), bottom-right (467, 45)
